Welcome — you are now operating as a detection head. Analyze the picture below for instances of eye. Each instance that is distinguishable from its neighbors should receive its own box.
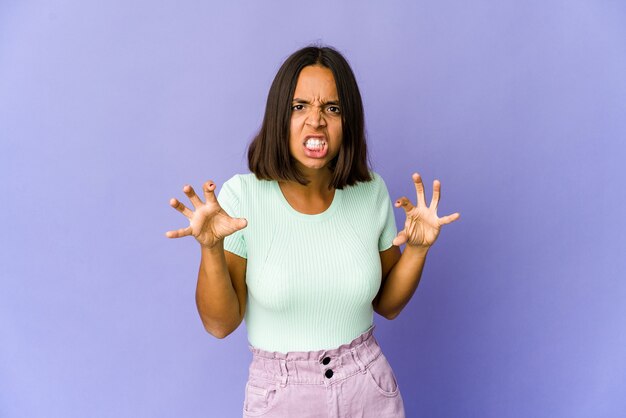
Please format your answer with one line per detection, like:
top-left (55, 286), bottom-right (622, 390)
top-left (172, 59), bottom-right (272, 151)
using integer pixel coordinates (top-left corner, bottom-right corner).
top-left (292, 104), bottom-right (304, 111)
top-left (327, 106), bottom-right (341, 114)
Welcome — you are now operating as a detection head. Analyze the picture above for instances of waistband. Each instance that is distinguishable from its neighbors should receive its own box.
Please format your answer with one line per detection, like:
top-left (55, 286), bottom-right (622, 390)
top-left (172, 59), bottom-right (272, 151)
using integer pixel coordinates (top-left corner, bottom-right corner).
top-left (247, 325), bottom-right (382, 386)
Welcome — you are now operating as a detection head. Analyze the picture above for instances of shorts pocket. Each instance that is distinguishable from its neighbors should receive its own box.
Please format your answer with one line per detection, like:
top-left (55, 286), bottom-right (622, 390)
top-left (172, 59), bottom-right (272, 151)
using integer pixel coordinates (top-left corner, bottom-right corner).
top-left (243, 378), bottom-right (281, 416)
top-left (365, 354), bottom-right (400, 397)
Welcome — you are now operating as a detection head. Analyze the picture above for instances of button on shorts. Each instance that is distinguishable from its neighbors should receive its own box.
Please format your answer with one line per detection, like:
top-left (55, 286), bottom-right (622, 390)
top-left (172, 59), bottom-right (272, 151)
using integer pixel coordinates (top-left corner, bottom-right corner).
top-left (243, 326), bottom-right (405, 417)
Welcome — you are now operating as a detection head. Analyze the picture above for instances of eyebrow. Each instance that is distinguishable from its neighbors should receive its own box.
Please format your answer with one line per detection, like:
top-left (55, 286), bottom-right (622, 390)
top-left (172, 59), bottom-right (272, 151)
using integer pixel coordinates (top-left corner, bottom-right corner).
top-left (292, 98), bottom-right (340, 105)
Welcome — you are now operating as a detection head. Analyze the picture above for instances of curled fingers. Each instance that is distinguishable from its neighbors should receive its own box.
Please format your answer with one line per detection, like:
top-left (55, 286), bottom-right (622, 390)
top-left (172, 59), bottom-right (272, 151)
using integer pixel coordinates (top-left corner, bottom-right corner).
top-left (183, 184), bottom-right (204, 208)
top-left (430, 179), bottom-right (440, 211)
top-left (392, 230), bottom-right (408, 246)
top-left (202, 180), bottom-right (218, 204)
top-left (412, 173), bottom-right (426, 208)
top-left (438, 212), bottom-right (461, 226)
top-left (165, 226), bottom-right (192, 238)
top-left (169, 198), bottom-right (193, 219)
top-left (395, 196), bottom-right (415, 213)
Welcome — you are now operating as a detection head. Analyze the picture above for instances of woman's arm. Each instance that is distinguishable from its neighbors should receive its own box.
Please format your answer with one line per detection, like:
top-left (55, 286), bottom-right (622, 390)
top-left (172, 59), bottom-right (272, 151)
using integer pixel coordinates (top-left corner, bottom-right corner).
top-left (373, 173), bottom-right (460, 319)
top-left (166, 180), bottom-right (248, 338)
top-left (373, 245), bottom-right (428, 320)
top-left (196, 244), bottom-right (247, 338)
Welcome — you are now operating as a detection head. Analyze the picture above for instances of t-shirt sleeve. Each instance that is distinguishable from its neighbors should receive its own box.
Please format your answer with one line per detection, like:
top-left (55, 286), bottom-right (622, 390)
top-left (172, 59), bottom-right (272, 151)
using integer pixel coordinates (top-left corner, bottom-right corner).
top-left (375, 174), bottom-right (398, 251)
top-left (216, 175), bottom-right (247, 259)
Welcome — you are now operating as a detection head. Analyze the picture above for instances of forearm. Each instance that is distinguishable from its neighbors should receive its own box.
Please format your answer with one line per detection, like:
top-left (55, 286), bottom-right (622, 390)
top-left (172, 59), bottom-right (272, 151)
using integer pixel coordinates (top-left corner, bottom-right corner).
top-left (375, 245), bottom-right (429, 319)
top-left (195, 241), bottom-right (242, 337)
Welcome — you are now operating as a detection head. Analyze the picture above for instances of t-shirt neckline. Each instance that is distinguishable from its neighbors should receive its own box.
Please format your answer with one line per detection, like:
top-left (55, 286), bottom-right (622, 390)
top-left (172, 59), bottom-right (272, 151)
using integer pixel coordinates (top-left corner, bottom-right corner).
top-left (272, 181), bottom-right (342, 221)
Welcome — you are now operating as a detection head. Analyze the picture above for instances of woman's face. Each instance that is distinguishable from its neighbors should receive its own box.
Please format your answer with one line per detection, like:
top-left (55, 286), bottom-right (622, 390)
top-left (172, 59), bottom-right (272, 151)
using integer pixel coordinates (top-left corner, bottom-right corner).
top-left (289, 65), bottom-right (343, 177)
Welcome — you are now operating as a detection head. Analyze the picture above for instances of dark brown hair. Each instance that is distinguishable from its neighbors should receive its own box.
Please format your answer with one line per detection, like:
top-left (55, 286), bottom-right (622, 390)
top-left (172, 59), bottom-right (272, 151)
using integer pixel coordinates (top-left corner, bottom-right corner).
top-left (248, 45), bottom-right (372, 189)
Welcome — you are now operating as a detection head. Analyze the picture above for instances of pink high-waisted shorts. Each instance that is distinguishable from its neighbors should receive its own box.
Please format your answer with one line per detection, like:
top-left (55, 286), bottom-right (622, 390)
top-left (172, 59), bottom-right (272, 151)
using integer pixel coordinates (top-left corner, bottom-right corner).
top-left (243, 326), bottom-right (405, 417)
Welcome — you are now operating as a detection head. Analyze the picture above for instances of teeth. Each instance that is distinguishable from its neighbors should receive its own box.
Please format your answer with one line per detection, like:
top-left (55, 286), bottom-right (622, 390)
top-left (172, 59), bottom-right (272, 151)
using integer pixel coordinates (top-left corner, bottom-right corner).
top-left (305, 138), bottom-right (326, 150)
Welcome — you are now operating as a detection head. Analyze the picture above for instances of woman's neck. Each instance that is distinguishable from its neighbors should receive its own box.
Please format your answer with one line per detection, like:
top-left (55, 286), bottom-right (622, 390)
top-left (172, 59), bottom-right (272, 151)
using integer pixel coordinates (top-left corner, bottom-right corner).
top-left (289, 167), bottom-right (333, 194)
top-left (277, 168), bottom-right (335, 214)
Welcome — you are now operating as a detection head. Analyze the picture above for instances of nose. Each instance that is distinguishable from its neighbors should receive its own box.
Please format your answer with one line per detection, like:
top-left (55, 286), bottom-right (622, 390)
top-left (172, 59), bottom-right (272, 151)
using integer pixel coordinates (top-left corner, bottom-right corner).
top-left (305, 107), bottom-right (326, 128)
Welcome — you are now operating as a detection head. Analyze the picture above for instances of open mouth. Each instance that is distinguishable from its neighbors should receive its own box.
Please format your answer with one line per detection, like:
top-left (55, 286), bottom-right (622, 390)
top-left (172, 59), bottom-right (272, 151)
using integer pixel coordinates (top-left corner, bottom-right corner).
top-left (304, 137), bottom-right (327, 151)
top-left (303, 137), bottom-right (328, 158)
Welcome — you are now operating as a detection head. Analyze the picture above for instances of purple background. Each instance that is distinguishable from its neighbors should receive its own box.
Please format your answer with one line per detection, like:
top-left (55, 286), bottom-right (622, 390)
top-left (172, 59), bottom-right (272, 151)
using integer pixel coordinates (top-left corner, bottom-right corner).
top-left (1, 1), bottom-right (625, 417)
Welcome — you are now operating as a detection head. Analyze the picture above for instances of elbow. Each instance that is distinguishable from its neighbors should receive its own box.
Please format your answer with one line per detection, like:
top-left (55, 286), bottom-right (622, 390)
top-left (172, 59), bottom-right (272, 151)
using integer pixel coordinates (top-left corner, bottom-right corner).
top-left (196, 302), bottom-right (244, 339)
top-left (201, 319), bottom-right (239, 339)
top-left (208, 328), bottom-right (232, 339)
top-left (381, 310), bottom-right (400, 320)
top-left (373, 303), bottom-right (401, 320)
top-left (204, 324), bottom-right (235, 339)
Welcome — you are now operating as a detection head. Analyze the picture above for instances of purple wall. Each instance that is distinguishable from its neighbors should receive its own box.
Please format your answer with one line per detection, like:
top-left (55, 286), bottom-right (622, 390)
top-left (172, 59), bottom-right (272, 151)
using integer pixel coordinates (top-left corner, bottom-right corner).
top-left (1, 1), bottom-right (625, 417)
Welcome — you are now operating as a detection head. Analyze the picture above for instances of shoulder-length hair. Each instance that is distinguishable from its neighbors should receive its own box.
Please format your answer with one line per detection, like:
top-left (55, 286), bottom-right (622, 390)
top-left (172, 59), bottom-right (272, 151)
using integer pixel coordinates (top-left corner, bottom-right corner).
top-left (247, 45), bottom-right (372, 189)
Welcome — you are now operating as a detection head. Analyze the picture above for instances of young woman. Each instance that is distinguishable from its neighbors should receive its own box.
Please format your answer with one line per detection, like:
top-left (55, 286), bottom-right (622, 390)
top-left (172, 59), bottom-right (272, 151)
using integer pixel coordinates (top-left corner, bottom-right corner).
top-left (166, 46), bottom-right (460, 417)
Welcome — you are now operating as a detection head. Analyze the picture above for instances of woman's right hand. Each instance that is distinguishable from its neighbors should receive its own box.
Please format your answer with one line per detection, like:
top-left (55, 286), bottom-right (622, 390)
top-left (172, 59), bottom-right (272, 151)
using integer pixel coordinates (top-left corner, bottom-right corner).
top-left (165, 180), bottom-right (247, 249)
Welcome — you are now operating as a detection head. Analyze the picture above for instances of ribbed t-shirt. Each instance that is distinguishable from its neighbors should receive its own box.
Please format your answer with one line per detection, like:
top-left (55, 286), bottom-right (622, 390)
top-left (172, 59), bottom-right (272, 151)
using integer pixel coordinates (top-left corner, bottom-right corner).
top-left (217, 171), bottom-right (397, 353)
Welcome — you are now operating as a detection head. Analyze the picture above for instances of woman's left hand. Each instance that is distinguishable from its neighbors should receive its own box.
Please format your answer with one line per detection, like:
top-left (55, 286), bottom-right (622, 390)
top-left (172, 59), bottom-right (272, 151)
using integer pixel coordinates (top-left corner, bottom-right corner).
top-left (393, 173), bottom-right (460, 248)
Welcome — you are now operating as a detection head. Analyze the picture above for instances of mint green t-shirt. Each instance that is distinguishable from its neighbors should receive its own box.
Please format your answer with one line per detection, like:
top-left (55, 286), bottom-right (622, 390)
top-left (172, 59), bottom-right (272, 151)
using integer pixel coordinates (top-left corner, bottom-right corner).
top-left (217, 172), bottom-right (397, 353)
